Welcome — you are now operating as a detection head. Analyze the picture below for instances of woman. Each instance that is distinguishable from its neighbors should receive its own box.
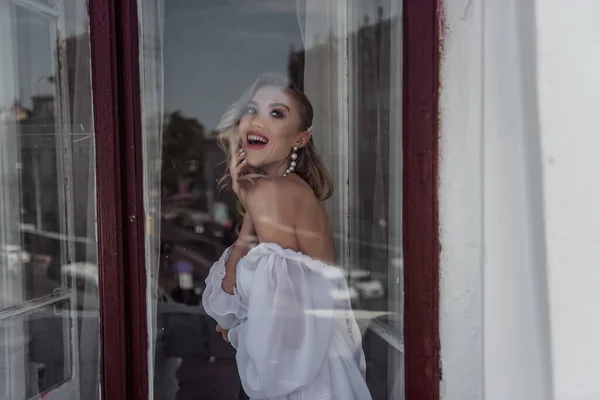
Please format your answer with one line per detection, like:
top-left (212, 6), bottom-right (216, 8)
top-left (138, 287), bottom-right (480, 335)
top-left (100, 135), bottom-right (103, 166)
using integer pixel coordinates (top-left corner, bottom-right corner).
top-left (202, 73), bottom-right (372, 400)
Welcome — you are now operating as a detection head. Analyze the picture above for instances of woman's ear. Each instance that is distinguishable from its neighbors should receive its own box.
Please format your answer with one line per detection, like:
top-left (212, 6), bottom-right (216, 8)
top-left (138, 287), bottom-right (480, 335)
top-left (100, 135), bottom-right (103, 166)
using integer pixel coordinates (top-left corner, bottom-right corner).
top-left (295, 131), bottom-right (311, 148)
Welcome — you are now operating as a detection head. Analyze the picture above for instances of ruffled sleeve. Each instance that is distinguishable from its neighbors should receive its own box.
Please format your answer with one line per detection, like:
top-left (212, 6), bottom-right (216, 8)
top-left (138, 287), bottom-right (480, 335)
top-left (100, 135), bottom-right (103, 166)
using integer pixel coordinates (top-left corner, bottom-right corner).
top-left (201, 247), bottom-right (246, 331)
top-left (227, 245), bottom-right (341, 399)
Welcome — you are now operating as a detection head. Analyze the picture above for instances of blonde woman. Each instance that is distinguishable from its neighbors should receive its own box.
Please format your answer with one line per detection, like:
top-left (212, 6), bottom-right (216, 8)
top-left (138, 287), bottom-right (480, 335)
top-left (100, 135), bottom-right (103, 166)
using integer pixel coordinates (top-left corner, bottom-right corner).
top-left (202, 73), bottom-right (372, 400)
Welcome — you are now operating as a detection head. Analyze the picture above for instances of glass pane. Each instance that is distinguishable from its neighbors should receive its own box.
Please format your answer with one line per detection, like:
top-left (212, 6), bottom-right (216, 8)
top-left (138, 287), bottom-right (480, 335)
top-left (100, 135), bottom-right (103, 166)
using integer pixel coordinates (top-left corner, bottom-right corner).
top-left (139, 0), bottom-right (403, 399)
top-left (0, 295), bottom-right (73, 397)
top-left (0, 1), bottom-right (99, 399)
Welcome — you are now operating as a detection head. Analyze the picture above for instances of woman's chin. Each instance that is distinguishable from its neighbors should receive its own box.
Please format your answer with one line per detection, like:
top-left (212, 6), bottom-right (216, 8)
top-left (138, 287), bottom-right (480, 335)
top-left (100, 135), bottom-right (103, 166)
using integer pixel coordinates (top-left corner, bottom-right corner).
top-left (244, 156), bottom-right (265, 169)
top-left (244, 162), bottom-right (263, 173)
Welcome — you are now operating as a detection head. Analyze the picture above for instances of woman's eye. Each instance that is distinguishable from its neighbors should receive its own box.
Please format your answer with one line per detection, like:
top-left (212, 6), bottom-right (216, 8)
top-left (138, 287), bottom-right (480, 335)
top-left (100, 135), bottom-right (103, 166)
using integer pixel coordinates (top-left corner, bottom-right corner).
top-left (270, 109), bottom-right (284, 118)
top-left (244, 107), bottom-right (257, 115)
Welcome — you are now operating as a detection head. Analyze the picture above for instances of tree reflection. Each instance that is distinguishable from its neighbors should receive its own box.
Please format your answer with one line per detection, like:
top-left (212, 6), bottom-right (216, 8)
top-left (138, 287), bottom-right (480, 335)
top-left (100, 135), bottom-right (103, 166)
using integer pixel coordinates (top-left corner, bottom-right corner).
top-left (161, 111), bottom-right (207, 197)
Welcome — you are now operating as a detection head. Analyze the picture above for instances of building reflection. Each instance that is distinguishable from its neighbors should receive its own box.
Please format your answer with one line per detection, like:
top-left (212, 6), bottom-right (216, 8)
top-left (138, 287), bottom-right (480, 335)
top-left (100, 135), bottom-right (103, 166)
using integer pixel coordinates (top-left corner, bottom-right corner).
top-left (1, 10), bottom-right (400, 399)
top-left (0, 31), bottom-right (100, 398)
top-left (154, 10), bottom-right (400, 399)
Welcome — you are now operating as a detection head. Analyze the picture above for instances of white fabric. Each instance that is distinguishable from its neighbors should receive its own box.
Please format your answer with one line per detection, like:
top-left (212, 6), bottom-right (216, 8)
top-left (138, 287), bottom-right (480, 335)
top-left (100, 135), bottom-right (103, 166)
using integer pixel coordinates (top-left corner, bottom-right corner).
top-left (203, 243), bottom-right (372, 400)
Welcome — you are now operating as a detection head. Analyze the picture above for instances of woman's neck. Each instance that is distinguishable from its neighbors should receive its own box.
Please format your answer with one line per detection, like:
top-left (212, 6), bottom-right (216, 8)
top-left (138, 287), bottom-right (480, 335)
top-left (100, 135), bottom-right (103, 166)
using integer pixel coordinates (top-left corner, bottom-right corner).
top-left (262, 160), bottom-right (289, 177)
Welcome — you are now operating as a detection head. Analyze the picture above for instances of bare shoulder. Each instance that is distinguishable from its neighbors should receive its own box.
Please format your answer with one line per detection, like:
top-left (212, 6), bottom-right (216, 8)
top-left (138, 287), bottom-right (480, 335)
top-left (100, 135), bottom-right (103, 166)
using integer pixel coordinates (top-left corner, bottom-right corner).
top-left (243, 175), bottom-right (315, 207)
top-left (241, 176), bottom-right (304, 244)
top-left (242, 176), bottom-right (321, 249)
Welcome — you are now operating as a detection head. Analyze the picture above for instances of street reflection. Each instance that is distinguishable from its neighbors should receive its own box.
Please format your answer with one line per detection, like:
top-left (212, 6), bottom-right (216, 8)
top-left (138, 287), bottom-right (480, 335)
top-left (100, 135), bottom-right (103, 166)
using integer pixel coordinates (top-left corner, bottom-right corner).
top-left (0, 1), bottom-right (100, 398)
top-left (154, 129), bottom-right (394, 399)
top-left (152, 0), bottom-right (404, 398)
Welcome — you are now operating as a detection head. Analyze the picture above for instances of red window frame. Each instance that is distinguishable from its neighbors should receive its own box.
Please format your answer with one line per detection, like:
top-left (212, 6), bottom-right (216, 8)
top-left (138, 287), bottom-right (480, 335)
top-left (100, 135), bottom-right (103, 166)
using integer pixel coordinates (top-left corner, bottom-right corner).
top-left (88, 0), bottom-right (441, 399)
top-left (402, 2), bottom-right (441, 398)
top-left (89, 1), bottom-right (147, 399)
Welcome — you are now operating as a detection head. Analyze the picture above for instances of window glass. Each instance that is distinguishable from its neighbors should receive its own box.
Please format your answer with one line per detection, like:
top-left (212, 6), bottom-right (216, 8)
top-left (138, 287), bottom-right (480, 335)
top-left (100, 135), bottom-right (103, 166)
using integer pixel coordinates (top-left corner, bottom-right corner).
top-left (0, 0), bottom-right (100, 399)
top-left (139, 1), bottom-right (403, 399)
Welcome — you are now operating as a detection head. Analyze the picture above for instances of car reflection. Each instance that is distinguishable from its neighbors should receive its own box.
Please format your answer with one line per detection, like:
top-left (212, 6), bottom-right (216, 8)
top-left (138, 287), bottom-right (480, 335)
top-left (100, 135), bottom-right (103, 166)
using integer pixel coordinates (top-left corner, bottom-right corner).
top-left (349, 269), bottom-right (385, 300)
top-left (19, 208), bottom-right (396, 399)
top-left (163, 207), bottom-right (236, 248)
top-left (56, 225), bottom-right (240, 400)
top-left (0, 244), bottom-right (31, 275)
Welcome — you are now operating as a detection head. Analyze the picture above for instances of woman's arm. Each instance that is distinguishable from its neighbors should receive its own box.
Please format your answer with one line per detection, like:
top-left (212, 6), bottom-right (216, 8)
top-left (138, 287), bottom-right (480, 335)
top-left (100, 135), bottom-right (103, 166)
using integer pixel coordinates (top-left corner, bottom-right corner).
top-left (221, 212), bottom-right (255, 294)
top-left (221, 144), bottom-right (255, 294)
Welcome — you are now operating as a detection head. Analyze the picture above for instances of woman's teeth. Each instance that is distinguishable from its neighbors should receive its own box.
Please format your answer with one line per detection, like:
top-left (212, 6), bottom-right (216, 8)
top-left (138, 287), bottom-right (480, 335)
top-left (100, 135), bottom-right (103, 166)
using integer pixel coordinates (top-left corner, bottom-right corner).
top-left (247, 134), bottom-right (268, 145)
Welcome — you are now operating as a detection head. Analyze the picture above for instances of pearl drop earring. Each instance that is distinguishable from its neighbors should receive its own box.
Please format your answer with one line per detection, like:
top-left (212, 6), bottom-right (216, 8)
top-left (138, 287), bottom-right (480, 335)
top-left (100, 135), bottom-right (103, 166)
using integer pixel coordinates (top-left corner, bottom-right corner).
top-left (283, 146), bottom-right (298, 176)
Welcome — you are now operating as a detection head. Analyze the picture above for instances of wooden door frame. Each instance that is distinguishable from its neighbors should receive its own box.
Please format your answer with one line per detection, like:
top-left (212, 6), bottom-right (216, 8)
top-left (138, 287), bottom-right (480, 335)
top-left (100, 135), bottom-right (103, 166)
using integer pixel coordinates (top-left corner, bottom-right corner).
top-left (403, 1), bottom-right (441, 399)
top-left (89, 0), bottom-right (148, 399)
top-left (88, 0), bottom-right (441, 399)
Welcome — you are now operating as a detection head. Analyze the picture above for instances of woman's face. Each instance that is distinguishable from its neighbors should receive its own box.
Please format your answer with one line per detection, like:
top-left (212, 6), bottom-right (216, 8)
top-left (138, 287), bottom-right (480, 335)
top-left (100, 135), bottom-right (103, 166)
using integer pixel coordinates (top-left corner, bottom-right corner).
top-left (238, 85), bottom-right (305, 171)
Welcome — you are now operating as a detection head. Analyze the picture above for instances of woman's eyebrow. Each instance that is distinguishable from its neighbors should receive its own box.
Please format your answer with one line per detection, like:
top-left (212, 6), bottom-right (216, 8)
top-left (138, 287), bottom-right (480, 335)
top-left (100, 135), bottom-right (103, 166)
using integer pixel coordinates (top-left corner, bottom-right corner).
top-left (269, 102), bottom-right (290, 112)
top-left (247, 100), bottom-right (290, 112)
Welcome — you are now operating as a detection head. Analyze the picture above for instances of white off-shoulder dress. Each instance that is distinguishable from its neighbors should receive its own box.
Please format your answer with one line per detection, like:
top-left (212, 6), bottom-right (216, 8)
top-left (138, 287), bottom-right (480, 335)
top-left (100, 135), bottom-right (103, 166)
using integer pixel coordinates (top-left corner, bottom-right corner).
top-left (202, 243), bottom-right (372, 400)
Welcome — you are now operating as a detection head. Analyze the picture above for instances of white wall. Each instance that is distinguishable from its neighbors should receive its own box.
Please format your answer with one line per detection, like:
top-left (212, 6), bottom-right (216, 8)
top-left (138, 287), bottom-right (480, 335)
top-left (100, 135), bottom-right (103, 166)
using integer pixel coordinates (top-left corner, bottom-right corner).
top-left (438, 0), bottom-right (484, 398)
top-left (439, 0), bottom-right (600, 399)
top-left (536, 1), bottom-right (600, 399)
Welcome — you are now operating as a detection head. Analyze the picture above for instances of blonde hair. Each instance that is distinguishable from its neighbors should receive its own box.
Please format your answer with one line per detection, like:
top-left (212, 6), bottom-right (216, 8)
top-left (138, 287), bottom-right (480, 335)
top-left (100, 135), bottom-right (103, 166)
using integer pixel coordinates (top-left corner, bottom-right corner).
top-left (217, 72), bottom-right (333, 204)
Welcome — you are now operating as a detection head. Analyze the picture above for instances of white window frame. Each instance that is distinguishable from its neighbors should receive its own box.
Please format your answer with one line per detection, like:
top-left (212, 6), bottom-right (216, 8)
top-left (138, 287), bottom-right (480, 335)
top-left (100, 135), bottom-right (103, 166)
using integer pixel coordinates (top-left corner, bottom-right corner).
top-left (0, 1), bottom-right (81, 399)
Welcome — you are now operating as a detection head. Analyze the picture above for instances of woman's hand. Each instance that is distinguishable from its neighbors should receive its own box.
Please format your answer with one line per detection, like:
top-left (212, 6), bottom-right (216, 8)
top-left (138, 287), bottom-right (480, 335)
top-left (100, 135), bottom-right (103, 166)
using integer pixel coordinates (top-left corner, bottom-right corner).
top-left (221, 272), bottom-right (236, 295)
top-left (216, 324), bottom-right (229, 343)
top-left (230, 146), bottom-right (246, 199)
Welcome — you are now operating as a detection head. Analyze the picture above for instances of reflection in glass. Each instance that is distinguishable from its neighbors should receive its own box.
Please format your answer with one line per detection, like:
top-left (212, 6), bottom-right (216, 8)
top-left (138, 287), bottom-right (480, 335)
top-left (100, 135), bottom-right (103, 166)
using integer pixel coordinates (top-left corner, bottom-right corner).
top-left (140, 0), bottom-right (404, 399)
top-left (0, 1), bottom-right (99, 399)
top-left (0, 296), bottom-right (73, 397)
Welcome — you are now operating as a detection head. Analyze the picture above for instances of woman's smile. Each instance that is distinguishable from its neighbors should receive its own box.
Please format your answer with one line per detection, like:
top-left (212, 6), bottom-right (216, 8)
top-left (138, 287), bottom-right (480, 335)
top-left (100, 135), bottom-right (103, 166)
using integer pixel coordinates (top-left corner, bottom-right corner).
top-left (246, 130), bottom-right (269, 150)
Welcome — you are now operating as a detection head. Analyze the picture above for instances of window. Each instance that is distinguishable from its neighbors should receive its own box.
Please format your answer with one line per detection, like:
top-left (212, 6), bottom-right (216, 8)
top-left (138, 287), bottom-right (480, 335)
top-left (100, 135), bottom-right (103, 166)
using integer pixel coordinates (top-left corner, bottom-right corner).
top-left (0, 0), bottom-right (100, 399)
top-left (1, 0), bottom-right (441, 399)
top-left (137, 1), bottom-right (408, 399)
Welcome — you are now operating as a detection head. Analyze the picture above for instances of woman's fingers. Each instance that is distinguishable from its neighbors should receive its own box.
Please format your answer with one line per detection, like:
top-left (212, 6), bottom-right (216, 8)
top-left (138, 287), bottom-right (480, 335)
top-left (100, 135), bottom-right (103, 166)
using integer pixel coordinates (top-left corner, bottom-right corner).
top-left (230, 146), bottom-right (246, 197)
top-left (215, 324), bottom-right (229, 343)
top-left (221, 280), bottom-right (234, 295)
top-left (232, 151), bottom-right (246, 181)
top-left (230, 149), bottom-right (245, 170)
top-left (237, 149), bottom-right (246, 167)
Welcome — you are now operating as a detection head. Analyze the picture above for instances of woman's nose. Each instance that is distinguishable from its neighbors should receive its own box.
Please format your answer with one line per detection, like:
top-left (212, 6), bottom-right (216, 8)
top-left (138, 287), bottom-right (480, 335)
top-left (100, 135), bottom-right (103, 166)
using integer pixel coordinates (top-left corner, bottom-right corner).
top-left (250, 113), bottom-right (264, 129)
